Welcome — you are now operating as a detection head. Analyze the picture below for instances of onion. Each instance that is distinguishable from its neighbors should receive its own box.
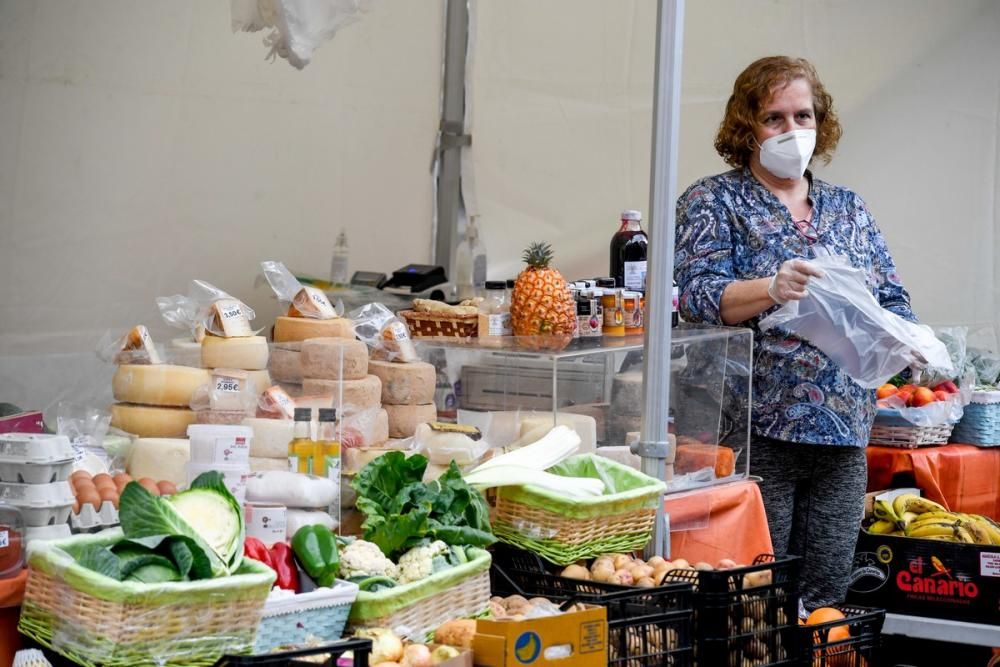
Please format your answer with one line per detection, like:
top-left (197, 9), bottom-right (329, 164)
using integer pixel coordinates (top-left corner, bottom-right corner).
top-left (355, 628), bottom-right (404, 663)
top-left (401, 644), bottom-right (432, 667)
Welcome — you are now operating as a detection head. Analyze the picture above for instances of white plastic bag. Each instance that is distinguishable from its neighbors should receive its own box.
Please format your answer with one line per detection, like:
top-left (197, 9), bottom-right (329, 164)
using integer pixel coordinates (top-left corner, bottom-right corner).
top-left (759, 255), bottom-right (953, 389)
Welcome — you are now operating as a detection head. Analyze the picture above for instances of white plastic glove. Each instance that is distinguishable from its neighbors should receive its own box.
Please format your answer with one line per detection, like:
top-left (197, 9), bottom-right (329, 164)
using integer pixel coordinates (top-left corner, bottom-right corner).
top-left (767, 259), bottom-right (825, 305)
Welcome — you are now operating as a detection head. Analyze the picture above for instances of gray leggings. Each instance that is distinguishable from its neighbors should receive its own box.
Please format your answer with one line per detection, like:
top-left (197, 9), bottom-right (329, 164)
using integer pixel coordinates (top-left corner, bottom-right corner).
top-left (751, 436), bottom-right (868, 611)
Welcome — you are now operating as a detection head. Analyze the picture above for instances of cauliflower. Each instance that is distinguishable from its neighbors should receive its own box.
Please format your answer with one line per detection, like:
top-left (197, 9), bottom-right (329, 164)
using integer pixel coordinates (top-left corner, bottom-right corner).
top-left (339, 539), bottom-right (398, 580)
top-left (396, 540), bottom-right (453, 584)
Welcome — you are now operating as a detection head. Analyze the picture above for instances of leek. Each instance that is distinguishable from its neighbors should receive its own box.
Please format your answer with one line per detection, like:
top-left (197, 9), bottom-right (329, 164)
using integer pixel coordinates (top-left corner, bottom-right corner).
top-left (463, 464), bottom-right (605, 498)
top-left (469, 425), bottom-right (580, 474)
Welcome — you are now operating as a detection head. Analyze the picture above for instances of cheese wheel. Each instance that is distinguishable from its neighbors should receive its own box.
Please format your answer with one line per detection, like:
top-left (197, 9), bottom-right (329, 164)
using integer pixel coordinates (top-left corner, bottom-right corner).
top-left (110, 403), bottom-right (197, 438)
top-left (368, 360), bottom-right (436, 405)
top-left (300, 338), bottom-right (368, 381)
top-left (384, 403), bottom-right (437, 439)
top-left (169, 337), bottom-right (203, 367)
top-left (127, 437), bottom-right (190, 487)
top-left (242, 417), bottom-right (294, 459)
top-left (113, 364), bottom-right (211, 407)
top-left (194, 410), bottom-right (249, 425)
top-left (269, 345), bottom-right (303, 383)
top-left (246, 369), bottom-right (272, 394)
top-left (202, 335), bottom-right (269, 370)
top-left (276, 382), bottom-right (302, 397)
top-left (250, 456), bottom-right (289, 473)
top-left (273, 316), bottom-right (355, 343)
top-left (302, 375), bottom-right (382, 412)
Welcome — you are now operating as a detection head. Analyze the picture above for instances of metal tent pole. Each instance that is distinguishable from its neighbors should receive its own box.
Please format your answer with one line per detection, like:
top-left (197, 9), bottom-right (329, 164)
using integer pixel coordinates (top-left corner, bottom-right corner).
top-left (638, 0), bottom-right (685, 560)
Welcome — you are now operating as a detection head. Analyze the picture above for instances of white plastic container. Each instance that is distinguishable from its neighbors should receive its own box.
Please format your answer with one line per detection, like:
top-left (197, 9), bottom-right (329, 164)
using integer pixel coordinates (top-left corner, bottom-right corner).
top-left (25, 523), bottom-right (72, 545)
top-left (0, 480), bottom-right (75, 526)
top-left (187, 424), bottom-right (253, 465)
top-left (0, 458), bottom-right (74, 484)
top-left (187, 462), bottom-right (251, 505)
top-left (244, 502), bottom-right (287, 546)
top-left (70, 500), bottom-right (120, 533)
top-left (0, 434), bottom-right (74, 464)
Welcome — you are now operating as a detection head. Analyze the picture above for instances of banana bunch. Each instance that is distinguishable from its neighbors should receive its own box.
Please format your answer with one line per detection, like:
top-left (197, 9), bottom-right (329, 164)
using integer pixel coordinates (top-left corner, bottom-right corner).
top-left (866, 493), bottom-right (1000, 545)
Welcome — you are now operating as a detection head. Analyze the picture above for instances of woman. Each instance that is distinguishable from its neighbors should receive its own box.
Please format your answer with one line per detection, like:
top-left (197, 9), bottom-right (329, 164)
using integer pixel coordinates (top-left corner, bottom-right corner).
top-left (674, 56), bottom-right (916, 613)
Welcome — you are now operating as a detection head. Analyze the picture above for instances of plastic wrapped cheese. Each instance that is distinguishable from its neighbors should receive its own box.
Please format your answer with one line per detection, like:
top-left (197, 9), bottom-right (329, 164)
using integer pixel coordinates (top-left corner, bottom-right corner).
top-left (110, 403), bottom-right (196, 438)
top-left (286, 508), bottom-right (338, 535)
top-left (300, 338), bottom-right (368, 380)
top-left (273, 315), bottom-right (355, 343)
top-left (302, 375), bottom-right (382, 413)
top-left (202, 335), bottom-right (269, 370)
top-left (368, 360), bottom-right (435, 405)
top-left (113, 365), bottom-right (211, 407)
top-left (384, 403), bottom-right (437, 439)
top-left (250, 456), bottom-right (289, 472)
top-left (126, 437), bottom-right (190, 487)
top-left (269, 342), bottom-right (303, 384)
top-left (242, 418), bottom-right (295, 459)
top-left (245, 471), bottom-right (337, 509)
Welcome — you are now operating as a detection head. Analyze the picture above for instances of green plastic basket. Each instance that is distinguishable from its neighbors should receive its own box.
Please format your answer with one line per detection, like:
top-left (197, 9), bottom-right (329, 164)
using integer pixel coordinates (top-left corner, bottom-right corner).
top-left (347, 547), bottom-right (492, 641)
top-left (18, 529), bottom-right (275, 667)
top-left (492, 454), bottom-right (667, 565)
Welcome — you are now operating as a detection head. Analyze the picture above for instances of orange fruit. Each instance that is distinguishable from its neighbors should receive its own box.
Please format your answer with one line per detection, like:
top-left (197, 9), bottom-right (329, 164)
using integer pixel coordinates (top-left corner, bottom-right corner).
top-left (933, 390), bottom-right (950, 402)
top-left (807, 606), bottom-right (846, 626)
top-left (876, 384), bottom-right (898, 399)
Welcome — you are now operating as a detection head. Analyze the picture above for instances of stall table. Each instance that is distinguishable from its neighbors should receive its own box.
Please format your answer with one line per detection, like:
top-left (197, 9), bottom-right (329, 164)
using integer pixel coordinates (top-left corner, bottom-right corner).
top-left (663, 479), bottom-right (773, 565)
top-left (866, 443), bottom-right (1000, 518)
top-left (0, 569), bottom-right (27, 665)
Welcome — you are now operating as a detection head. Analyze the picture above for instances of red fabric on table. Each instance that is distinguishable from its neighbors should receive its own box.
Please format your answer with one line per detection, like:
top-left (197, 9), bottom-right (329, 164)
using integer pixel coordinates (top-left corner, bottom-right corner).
top-left (866, 444), bottom-right (1000, 519)
top-left (0, 569), bottom-right (27, 664)
top-left (663, 480), bottom-right (774, 565)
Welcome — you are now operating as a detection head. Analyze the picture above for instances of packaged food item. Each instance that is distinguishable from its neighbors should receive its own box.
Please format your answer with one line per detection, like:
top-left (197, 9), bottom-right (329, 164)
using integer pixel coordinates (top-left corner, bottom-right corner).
top-left (245, 502), bottom-right (287, 546)
top-left (350, 302), bottom-right (419, 363)
top-left (187, 424), bottom-right (252, 465)
top-left (414, 422), bottom-right (488, 465)
top-left (478, 281), bottom-right (512, 343)
top-left (622, 291), bottom-right (644, 336)
top-left (245, 471), bottom-right (338, 509)
top-left (259, 386), bottom-right (297, 420)
top-left (190, 368), bottom-right (259, 415)
top-left (259, 260), bottom-right (342, 319)
top-left (97, 325), bottom-right (163, 365)
top-left (157, 279), bottom-right (257, 339)
top-left (0, 502), bottom-right (25, 578)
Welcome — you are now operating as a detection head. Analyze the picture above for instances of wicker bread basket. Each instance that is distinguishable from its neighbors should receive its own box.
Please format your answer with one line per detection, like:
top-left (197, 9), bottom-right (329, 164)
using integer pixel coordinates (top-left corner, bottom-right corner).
top-left (399, 309), bottom-right (478, 338)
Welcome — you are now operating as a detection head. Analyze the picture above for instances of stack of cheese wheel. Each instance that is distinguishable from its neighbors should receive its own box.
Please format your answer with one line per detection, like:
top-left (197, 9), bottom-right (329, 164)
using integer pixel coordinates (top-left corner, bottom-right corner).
top-left (368, 359), bottom-right (438, 439)
top-left (196, 334), bottom-right (272, 425)
top-left (269, 314), bottom-right (355, 396)
top-left (110, 364), bottom-right (211, 437)
top-left (299, 337), bottom-right (391, 447)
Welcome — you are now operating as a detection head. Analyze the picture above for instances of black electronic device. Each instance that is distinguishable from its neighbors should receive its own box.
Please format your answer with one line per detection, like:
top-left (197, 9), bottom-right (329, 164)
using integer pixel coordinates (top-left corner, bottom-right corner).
top-left (349, 271), bottom-right (387, 288)
top-left (381, 264), bottom-right (449, 298)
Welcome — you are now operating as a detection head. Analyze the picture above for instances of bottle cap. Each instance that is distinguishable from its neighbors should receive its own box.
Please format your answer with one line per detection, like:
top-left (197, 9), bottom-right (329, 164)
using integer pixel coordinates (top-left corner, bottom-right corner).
top-left (485, 281), bottom-right (506, 290)
top-left (318, 408), bottom-right (337, 422)
top-left (293, 407), bottom-right (312, 421)
top-left (621, 209), bottom-right (642, 221)
top-left (596, 278), bottom-right (617, 288)
top-left (506, 279), bottom-right (515, 289)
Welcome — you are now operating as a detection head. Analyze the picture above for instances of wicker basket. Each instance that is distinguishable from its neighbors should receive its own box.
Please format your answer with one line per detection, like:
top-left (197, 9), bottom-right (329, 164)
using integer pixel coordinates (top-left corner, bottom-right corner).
top-left (254, 582), bottom-right (359, 654)
top-left (18, 530), bottom-right (275, 667)
top-left (951, 390), bottom-right (1000, 446)
top-left (491, 454), bottom-right (667, 565)
top-left (347, 547), bottom-right (492, 642)
top-left (399, 310), bottom-right (478, 339)
top-left (869, 421), bottom-right (954, 448)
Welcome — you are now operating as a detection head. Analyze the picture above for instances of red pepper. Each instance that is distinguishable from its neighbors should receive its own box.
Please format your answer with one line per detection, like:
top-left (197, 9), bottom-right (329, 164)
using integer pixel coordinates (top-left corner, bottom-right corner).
top-left (269, 542), bottom-right (300, 592)
top-left (244, 537), bottom-right (274, 569)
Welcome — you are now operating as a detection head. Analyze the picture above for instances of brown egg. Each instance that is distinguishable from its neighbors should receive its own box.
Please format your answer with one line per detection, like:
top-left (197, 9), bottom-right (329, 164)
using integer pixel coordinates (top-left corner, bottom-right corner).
top-left (138, 478), bottom-right (160, 496)
top-left (113, 472), bottom-right (132, 486)
top-left (72, 501), bottom-right (81, 514)
top-left (70, 470), bottom-right (92, 485)
top-left (156, 481), bottom-right (178, 496)
top-left (98, 486), bottom-right (119, 508)
top-left (77, 488), bottom-right (101, 509)
top-left (92, 473), bottom-right (113, 487)
top-left (73, 479), bottom-right (97, 498)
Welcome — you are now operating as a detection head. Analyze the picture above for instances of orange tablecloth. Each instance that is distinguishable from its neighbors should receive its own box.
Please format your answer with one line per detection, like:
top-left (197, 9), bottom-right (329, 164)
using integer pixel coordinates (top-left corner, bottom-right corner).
top-left (664, 479), bottom-right (773, 565)
top-left (0, 569), bottom-right (27, 664)
top-left (866, 444), bottom-right (1000, 519)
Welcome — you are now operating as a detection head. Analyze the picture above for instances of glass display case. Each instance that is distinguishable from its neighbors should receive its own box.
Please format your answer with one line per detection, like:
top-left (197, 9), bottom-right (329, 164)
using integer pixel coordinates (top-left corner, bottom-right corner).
top-left (414, 323), bottom-right (753, 493)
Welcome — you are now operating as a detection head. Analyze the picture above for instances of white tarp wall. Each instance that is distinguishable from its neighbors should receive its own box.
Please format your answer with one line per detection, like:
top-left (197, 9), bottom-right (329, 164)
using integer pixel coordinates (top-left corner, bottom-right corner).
top-left (0, 1), bottom-right (443, 412)
top-left (470, 0), bottom-right (1000, 342)
top-left (1, 0), bottom-right (999, 415)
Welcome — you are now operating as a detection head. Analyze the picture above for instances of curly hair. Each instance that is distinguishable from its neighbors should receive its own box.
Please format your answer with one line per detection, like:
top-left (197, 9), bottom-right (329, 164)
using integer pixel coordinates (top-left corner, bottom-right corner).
top-left (715, 56), bottom-right (842, 169)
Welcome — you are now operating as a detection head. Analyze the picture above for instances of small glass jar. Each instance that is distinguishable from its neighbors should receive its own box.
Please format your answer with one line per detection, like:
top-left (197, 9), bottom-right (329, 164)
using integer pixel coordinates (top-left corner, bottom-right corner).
top-left (0, 501), bottom-right (25, 579)
top-left (478, 281), bottom-right (511, 342)
top-left (598, 278), bottom-right (624, 337)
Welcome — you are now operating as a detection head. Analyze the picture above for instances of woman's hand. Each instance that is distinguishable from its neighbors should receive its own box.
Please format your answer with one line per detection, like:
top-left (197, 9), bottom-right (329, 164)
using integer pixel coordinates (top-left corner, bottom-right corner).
top-left (767, 259), bottom-right (825, 304)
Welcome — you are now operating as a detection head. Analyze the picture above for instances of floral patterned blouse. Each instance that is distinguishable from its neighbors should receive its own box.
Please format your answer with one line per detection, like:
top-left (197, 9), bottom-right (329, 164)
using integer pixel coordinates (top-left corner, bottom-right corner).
top-left (675, 168), bottom-right (916, 446)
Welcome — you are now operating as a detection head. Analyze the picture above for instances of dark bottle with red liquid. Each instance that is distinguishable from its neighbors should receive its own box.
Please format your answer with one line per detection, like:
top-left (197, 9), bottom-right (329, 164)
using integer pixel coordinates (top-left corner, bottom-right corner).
top-left (610, 209), bottom-right (648, 291)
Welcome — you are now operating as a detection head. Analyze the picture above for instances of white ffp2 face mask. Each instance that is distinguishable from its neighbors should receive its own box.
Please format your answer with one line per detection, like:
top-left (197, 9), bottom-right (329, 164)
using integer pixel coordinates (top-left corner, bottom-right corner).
top-left (759, 129), bottom-right (816, 180)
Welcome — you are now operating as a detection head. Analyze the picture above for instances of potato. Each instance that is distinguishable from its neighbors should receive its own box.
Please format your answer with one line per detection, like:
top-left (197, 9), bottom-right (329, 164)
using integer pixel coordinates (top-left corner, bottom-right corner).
top-left (742, 569), bottom-right (773, 589)
top-left (647, 555), bottom-right (666, 568)
top-left (716, 558), bottom-right (739, 570)
top-left (694, 561), bottom-right (714, 571)
top-left (613, 554), bottom-right (634, 571)
top-left (635, 577), bottom-right (655, 588)
top-left (631, 564), bottom-right (654, 580)
top-left (610, 568), bottom-right (634, 585)
top-left (433, 619), bottom-right (476, 649)
top-left (488, 600), bottom-right (505, 619)
top-left (561, 564), bottom-right (590, 580)
top-left (591, 555), bottom-right (614, 570)
top-left (671, 558), bottom-right (690, 569)
top-left (502, 595), bottom-right (527, 610)
top-left (591, 562), bottom-right (616, 583)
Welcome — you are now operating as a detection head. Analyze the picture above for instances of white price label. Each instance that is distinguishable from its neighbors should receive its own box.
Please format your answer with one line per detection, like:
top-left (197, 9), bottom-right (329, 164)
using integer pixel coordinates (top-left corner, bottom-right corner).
top-left (215, 379), bottom-right (242, 393)
top-left (487, 313), bottom-right (512, 337)
top-left (624, 261), bottom-right (647, 291)
top-left (71, 436), bottom-right (90, 464)
top-left (981, 552), bottom-right (1000, 577)
top-left (214, 436), bottom-right (249, 463)
top-left (288, 456), bottom-right (299, 472)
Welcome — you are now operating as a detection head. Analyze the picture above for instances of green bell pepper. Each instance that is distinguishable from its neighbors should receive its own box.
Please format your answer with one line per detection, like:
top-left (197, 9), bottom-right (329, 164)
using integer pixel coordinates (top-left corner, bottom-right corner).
top-left (291, 525), bottom-right (340, 587)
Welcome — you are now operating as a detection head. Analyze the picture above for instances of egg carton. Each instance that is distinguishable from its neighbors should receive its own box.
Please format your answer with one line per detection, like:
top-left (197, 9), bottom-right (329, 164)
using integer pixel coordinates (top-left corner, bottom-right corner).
top-left (0, 458), bottom-right (74, 484)
top-left (25, 523), bottom-right (72, 545)
top-left (70, 500), bottom-right (120, 533)
top-left (0, 433), bottom-right (74, 464)
top-left (0, 480), bottom-right (75, 526)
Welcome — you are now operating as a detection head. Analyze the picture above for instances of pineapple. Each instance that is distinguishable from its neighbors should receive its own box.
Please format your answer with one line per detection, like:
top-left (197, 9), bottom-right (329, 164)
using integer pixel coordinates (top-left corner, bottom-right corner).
top-left (510, 242), bottom-right (576, 343)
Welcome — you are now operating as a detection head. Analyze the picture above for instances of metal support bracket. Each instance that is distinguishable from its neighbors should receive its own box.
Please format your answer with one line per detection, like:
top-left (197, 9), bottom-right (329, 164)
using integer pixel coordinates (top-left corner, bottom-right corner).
top-left (631, 439), bottom-right (671, 459)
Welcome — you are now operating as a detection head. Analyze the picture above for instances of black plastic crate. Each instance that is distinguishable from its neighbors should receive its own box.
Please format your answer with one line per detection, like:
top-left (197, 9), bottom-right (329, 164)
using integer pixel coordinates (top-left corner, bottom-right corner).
top-left (664, 554), bottom-right (802, 667)
top-left (490, 546), bottom-right (696, 667)
top-left (799, 604), bottom-right (884, 667)
top-left (214, 638), bottom-right (371, 667)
